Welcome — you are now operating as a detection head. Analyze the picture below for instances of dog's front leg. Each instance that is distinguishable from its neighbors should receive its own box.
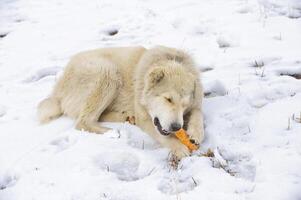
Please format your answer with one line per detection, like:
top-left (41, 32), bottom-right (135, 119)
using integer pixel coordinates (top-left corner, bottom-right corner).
top-left (138, 118), bottom-right (190, 159)
top-left (185, 107), bottom-right (204, 146)
top-left (157, 134), bottom-right (191, 159)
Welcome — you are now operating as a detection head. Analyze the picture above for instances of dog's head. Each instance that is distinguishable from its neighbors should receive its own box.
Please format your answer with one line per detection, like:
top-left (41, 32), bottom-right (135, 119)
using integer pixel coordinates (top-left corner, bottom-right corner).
top-left (141, 63), bottom-right (200, 136)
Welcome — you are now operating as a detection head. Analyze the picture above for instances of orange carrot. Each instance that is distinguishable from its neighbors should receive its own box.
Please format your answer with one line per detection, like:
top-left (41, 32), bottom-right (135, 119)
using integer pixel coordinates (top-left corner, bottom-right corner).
top-left (175, 129), bottom-right (199, 152)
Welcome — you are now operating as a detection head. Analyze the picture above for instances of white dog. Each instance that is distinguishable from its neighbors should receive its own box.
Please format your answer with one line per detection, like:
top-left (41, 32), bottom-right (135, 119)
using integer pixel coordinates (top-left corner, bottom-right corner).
top-left (38, 46), bottom-right (204, 158)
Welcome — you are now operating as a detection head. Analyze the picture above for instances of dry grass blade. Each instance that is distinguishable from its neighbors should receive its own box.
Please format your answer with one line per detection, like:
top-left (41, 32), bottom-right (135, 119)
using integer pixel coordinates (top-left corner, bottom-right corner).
top-left (200, 148), bottom-right (236, 176)
top-left (201, 148), bottom-right (215, 157)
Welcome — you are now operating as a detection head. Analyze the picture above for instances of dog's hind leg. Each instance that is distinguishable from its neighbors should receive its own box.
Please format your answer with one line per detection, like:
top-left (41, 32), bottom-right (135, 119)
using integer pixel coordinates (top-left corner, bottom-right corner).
top-left (76, 68), bottom-right (122, 134)
top-left (38, 97), bottom-right (62, 123)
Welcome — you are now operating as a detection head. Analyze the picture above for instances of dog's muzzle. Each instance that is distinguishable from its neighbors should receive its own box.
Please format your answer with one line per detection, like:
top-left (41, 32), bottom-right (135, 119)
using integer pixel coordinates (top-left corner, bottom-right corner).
top-left (153, 117), bottom-right (171, 136)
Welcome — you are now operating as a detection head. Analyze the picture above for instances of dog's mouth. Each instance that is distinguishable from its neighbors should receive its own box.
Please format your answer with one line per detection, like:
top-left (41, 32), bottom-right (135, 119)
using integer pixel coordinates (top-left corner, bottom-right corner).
top-left (153, 117), bottom-right (171, 136)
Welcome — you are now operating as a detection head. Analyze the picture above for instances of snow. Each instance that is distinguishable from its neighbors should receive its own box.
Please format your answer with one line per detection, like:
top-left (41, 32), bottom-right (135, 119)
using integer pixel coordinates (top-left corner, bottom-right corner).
top-left (0, 0), bottom-right (301, 199)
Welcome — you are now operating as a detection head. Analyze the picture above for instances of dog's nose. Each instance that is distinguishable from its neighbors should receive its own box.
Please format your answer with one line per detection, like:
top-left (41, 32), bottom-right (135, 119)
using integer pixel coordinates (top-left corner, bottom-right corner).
top-left (170, 123), bottom-right (181, 132)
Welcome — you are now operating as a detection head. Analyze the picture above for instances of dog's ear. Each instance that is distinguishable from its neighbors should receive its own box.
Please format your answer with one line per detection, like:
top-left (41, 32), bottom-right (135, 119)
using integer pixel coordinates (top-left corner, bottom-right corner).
top-left (147, 68), bottom-right (165, 88)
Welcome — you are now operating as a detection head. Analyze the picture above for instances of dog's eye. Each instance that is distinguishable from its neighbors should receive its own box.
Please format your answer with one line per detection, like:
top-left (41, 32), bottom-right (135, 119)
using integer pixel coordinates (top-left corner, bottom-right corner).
top-left (165, 97), bottom-right (173, 103)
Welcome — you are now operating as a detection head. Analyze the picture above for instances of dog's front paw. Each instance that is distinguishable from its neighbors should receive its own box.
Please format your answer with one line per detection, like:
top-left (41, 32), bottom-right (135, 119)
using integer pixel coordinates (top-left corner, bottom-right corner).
top-left (189, 137), bottom-right (200, 147)
top-left (170, 143), bottom-right (190, 160)
top-left (187, 128), bottom-right (203, 147)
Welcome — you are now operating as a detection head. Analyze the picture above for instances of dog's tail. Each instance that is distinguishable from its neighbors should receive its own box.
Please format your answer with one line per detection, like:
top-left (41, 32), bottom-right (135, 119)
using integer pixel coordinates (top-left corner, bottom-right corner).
top-left (37, 97), bottom-right (62, 123)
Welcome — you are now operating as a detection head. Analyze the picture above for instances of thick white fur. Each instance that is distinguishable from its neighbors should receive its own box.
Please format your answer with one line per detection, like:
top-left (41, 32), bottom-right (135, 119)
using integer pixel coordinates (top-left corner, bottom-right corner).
top-left (38, 46), bottom-right (204, 158)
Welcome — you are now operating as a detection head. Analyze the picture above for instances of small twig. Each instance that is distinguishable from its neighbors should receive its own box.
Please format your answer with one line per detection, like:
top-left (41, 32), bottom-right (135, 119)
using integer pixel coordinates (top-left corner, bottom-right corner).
top-left (191, 177), bottom-right (198, 186)
top-left (147, 167), bottom-right (156, 176)
top-left (117, 130), bottom-right (121, 138)
top-left (200, 148), bottom-right (214, 157)
top-left (177, 163), bottom-right (184, 170)
top-left (292, 112), bottom-right (301, 123)
top-left (287, 117), bottom-right (291, 130)
top-left (261, 67), bottom-right (265, 77)
top-left (255, 60), bottom-right (259, 67)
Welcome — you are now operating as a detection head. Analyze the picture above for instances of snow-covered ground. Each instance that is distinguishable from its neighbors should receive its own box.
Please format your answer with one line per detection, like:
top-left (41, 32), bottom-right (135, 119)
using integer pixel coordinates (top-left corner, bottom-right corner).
top-left (1, 0), bottom-right (301, 199)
